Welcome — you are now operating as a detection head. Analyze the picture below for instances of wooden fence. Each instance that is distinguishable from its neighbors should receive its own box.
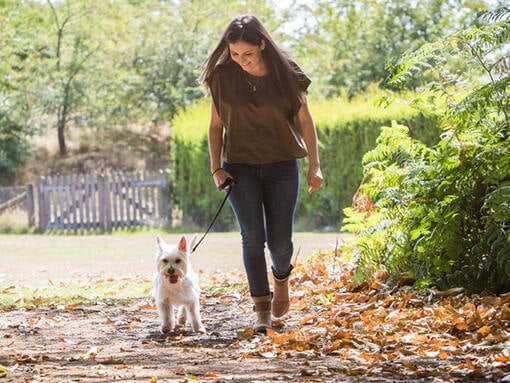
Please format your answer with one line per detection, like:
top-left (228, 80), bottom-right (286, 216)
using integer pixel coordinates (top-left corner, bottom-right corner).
top-left (38, 171), bottom-right (169, 233)
top-left (0, 184), bottom-right (35, 227)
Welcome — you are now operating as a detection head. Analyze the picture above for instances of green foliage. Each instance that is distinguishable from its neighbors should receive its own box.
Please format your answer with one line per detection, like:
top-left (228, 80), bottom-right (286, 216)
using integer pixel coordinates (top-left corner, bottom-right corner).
top-left (0, 110), bottom-right (30, 185)
top-left (0, 0), bottom-right (494, 184)
top-left (171, 95), bottom-right (440, 231)
top-left (343, 7), bottom-right (510, 293)
top-left (0, 0), bottom-right (279, 160)
top-left (290, 0), bottom-right (489, 99)
top-left (170, 100), bottom-right (235, 230)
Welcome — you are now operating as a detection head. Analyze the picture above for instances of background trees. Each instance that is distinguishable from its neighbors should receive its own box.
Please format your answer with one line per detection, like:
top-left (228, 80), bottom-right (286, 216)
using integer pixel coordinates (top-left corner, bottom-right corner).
top-left (1, 0), bottom-right (282, 164)
top-left (1, 0), bottom-right (493, 174)
top-left (1, 1), bottom-right (507, 293)
top-left (289, 0), bottom-right (490, 98)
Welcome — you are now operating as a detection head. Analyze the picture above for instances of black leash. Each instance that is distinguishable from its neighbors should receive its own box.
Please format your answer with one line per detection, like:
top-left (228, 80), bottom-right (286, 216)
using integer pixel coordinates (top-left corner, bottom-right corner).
top-left (191, 177), bottom-right (235, 253)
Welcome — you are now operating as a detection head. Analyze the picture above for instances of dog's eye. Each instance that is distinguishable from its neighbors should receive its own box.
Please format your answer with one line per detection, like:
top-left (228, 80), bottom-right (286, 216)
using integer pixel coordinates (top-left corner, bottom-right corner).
top-left (162, 259), bottom-right (169, 264)
top-left (175, 259), bottom-right (182, 264)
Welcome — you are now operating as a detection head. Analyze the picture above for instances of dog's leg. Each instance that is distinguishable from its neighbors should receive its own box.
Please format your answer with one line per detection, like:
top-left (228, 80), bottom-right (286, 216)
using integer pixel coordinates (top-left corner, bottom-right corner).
top-left (177, 306), bottom-right (186, 327)
top-left (188, 299), bottom-right (206, 333)
top-left (158, 298), bottom-right (173, 333)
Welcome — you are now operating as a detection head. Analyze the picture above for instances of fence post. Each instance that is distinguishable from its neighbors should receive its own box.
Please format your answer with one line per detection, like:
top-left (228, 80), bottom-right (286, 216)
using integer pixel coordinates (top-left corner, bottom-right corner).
top-left (157, 170), bottom-right (170, 226)
top-left (98, 173), bottom-right (112, 233)
top-left (38, 177), bottom-right (46, 230)
top-left (104, 173), bottom-right (112, 232)
top-left (98, 174), bottom-right (105, 233)
top-left (25, 183), bottom-right (35, 227)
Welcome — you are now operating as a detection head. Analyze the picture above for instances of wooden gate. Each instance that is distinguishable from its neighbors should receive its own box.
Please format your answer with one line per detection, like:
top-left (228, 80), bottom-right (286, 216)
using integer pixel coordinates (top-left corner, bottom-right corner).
top-left (38, 171), bottom-right (169, 233)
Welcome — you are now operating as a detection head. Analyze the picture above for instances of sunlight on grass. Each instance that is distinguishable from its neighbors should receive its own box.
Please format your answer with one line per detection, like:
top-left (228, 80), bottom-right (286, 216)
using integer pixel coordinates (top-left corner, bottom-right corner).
top-left (0, 277), bottom-right (153, 310)
top-left (0, 271), bottom-right (248, 311)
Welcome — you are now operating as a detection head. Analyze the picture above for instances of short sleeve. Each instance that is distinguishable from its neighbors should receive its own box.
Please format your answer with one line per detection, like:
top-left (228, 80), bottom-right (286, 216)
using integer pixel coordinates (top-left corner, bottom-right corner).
top-left (290, 60), bottom-right (311, 93)
top-left (289, 61), bottom-right (311, 116)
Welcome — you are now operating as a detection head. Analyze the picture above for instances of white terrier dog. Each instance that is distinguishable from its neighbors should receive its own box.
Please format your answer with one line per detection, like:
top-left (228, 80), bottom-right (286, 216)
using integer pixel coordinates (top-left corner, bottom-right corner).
top-left (154, 235), bottom-right (205, 334)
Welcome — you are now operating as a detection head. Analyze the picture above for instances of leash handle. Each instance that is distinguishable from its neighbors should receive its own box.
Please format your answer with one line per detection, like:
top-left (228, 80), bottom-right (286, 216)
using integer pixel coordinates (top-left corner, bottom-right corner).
top-left (218, 177), bottom-right (235, 191)
top-left (192, 178), bottom-right (234, 253)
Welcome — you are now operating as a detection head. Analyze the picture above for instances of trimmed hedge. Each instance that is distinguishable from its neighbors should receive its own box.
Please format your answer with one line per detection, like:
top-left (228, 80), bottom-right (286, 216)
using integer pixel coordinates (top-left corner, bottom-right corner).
top-left (170, 96), bottom-right (440, 231)
top-left (169, 101), bottom-right (236, 230)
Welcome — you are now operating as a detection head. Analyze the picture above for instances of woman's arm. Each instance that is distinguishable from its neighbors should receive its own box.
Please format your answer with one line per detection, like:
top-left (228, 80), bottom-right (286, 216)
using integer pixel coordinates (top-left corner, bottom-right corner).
top-left (208, 100), bottom-right (232, 189)
top-left (296, 97), bottom-right (323, 194)
top-left (208, 100), bottom-right (223, 173)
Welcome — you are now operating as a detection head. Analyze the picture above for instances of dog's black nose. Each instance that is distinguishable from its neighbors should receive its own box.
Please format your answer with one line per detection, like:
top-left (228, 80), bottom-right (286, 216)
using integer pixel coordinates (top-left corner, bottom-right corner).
top-left (168, 267), bottom-right (175, 275)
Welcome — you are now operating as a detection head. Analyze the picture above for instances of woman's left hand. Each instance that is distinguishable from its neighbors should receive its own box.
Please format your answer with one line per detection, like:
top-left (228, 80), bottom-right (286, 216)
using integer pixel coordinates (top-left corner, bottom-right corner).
top-left (307, 165), bottom-right (323, 194)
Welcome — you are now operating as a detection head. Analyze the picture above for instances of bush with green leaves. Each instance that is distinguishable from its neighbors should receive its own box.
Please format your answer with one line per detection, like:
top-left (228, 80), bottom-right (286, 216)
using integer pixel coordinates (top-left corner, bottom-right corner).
top-left (342, 7), bottom-right (510, 293)
top-left (170, 94), bottom-right (440, 231)
top-left (0, 110), bottom-right (30, 186)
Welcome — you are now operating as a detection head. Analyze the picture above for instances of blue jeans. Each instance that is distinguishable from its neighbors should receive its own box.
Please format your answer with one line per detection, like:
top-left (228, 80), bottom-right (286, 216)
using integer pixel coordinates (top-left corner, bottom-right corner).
top-left (223, 159), bottom-right (299, 297)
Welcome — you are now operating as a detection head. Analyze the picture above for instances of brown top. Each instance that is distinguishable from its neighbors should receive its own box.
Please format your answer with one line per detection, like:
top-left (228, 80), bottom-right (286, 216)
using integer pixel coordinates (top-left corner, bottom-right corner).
top-left (210, 61), bottom-right (311, 164)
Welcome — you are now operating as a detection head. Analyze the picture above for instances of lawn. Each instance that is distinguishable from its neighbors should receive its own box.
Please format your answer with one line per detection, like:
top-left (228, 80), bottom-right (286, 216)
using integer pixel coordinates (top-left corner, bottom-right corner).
top-left (0, 231), bottom-right (344, 287)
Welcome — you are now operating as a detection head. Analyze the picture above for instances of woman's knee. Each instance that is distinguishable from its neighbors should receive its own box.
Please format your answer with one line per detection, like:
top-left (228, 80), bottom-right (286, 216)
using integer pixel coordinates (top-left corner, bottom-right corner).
top-left (267, 238), bottom-right (292, 256)
top-left (241, 228), bottom-right (265, 250)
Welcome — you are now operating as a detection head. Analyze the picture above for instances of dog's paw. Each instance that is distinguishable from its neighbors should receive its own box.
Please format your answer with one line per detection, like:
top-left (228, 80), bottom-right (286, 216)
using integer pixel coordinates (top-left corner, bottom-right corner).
top-left (160, 323), bottom-right (173, 334)
top-left (194, 324), bottom-right (206, 334)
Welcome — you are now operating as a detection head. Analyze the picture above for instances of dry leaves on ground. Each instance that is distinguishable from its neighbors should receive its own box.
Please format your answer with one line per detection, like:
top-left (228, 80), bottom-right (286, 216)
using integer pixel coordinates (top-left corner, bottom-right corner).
top-left (247, 251), bottom-right (510, 381)
top-left (0, 251), bottom-right (509, 382)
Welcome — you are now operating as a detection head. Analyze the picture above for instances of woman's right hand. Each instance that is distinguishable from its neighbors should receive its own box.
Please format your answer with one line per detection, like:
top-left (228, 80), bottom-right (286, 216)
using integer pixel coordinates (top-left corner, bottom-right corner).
top-left (212, 168), bottom-right (234, 190)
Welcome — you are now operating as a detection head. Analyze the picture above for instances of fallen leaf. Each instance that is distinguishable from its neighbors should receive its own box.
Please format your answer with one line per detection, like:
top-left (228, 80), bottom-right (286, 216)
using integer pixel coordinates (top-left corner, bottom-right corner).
top-left (466, 358), bottom-right (476, 370)
top-left (476, 325), bottom-right (491, 338)
top-left (237, 327), bottom-right (255, 340)
top-left (85, 346), bottom-right (102, 360)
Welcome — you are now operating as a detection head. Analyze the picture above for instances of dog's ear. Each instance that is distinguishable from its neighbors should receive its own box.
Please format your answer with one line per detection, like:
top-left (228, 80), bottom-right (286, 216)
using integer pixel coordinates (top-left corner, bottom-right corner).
top-left (178, 235), bottom-right (187, 252)
top-left (156, 235), bottom-right (164, 250)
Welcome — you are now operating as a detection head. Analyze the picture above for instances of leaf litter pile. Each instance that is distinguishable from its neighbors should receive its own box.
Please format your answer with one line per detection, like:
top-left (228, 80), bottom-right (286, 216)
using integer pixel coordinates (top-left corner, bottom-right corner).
top-left (0, 251), bottom-right (509, 382)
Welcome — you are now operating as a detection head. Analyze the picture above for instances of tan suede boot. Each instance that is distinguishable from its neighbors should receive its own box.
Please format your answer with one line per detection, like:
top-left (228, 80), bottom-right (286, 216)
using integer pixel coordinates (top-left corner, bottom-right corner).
top-left (272, 275), bottom-right (290, 318)
top-left (252, 295), bottom-right (272, 333)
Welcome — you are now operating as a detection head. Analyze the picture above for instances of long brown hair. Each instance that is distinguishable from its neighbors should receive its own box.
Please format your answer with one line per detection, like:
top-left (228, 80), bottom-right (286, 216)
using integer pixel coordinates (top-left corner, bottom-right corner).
top-left (200, 15), bottom-right (304, 105)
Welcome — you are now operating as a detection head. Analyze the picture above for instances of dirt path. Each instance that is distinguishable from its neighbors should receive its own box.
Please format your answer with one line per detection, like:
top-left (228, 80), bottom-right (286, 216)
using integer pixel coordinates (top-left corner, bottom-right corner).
top-left (0, 233), bottom-right (355, 382)
top-left (1, 292), bottom-right (355, 383)
top-left (1, 234), bottom-right (508, 382)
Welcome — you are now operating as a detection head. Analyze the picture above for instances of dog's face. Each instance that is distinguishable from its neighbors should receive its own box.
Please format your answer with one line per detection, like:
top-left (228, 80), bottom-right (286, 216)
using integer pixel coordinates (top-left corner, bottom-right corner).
top-left (155, 236), bottom-right (190, 284)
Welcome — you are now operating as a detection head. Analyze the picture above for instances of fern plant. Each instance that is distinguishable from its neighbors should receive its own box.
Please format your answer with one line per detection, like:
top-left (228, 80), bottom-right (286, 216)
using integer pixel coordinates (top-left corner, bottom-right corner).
top-left (343, 7), bottom-right (509, 293)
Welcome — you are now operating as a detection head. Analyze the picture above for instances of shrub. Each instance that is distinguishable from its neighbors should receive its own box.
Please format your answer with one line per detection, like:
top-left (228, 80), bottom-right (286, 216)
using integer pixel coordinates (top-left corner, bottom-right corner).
top-left (342, 7), bottom-right (510, 293)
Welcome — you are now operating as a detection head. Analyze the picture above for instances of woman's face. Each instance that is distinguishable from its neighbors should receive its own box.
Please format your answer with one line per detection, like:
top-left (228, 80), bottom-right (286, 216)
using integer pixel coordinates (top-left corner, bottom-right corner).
top-left (229, 39), bottom-right (265, 74)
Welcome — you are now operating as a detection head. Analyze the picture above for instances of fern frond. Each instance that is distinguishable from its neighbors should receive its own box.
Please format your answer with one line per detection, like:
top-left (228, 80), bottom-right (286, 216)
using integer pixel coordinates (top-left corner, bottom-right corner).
top-left (477, 7), bottom-right (509, 24)
top-left (384, 14), bottom-right (510, 90)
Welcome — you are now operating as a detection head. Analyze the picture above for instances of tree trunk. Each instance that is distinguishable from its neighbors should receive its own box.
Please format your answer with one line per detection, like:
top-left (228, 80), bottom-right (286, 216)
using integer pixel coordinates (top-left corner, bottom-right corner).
top-left (57, 119), bottom-right (67, 156)
top-left (57, 76), bottom-right (73, 156)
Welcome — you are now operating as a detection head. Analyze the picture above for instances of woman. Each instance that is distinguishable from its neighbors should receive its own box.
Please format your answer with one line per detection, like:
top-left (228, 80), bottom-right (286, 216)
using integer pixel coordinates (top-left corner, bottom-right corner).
top-left (200, 15), bottom-right (323, 332)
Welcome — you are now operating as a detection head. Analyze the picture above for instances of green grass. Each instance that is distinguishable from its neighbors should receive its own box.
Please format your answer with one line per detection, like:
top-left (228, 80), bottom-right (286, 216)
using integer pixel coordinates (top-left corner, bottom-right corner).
top-left (0, 232), bottom-right (346, 310)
